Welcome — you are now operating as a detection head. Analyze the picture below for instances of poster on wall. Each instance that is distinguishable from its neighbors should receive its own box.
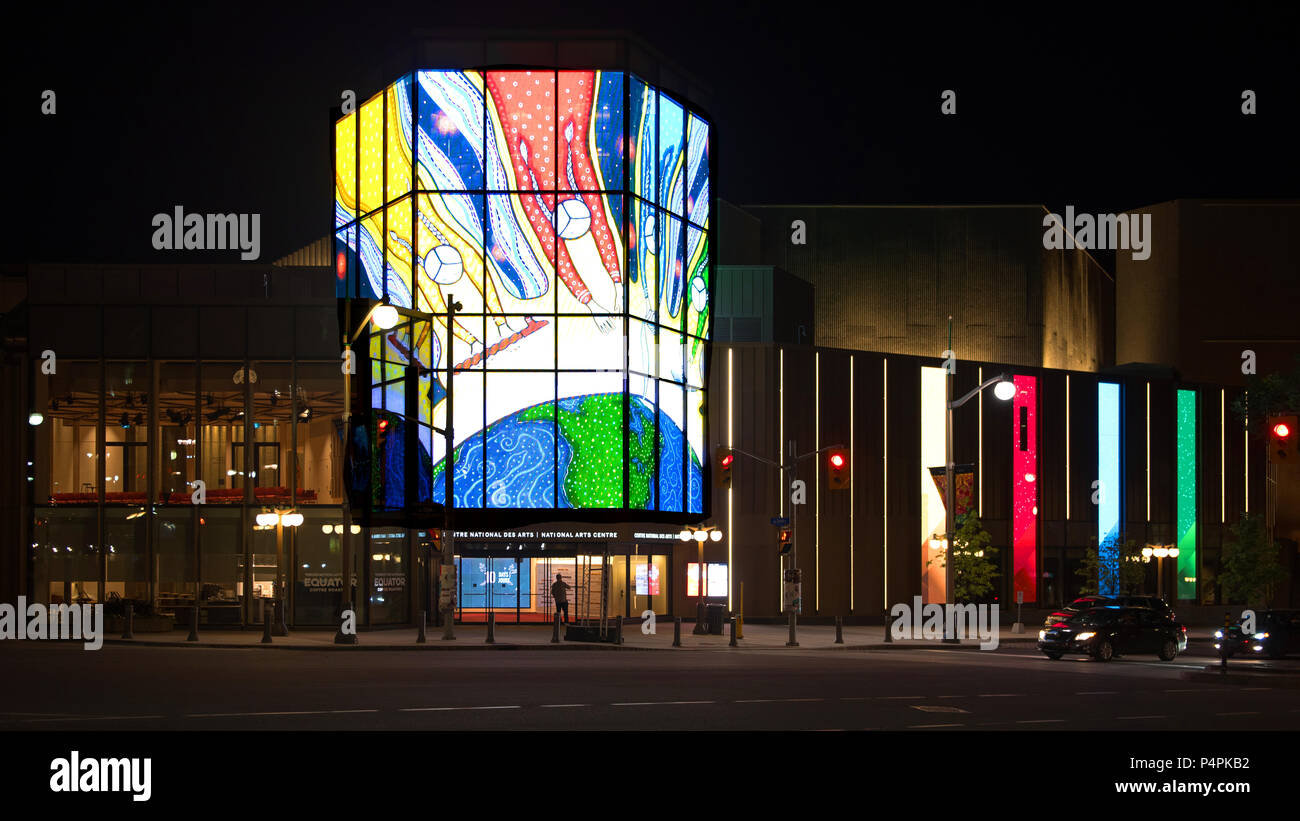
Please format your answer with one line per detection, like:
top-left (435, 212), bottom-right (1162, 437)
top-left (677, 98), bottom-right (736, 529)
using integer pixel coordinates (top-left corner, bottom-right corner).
top-left (634, 563), bottom-right (661, 596)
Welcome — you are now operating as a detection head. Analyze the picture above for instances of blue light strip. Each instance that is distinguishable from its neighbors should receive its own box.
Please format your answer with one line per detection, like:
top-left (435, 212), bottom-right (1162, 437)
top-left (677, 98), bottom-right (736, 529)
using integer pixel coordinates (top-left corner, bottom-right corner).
top-left (1098, 382), bottom-right (1121, 595)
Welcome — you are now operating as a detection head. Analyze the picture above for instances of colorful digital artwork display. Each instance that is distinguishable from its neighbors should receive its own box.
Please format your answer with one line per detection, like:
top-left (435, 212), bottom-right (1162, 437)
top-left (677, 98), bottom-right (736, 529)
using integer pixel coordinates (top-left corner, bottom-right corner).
top-left (1176, 388), bottom-right (1198, 600)
top-left (334, 71), bottom-right (711, 513)
top-left (1097, 382), bottom-right (1122, 596)
top-left (1011, 375), bottom-right (1038, 604)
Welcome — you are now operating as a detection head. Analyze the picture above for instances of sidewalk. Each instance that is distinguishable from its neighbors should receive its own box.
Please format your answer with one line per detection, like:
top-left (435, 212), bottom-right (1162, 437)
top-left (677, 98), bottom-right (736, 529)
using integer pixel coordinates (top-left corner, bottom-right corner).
top-left (99, 621), bottom-right (1066, 651)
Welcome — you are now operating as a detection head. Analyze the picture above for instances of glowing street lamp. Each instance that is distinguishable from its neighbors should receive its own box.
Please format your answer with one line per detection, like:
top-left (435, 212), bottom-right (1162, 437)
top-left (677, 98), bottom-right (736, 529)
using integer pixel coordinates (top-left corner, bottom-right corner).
top-left (680, 525), bottom-right (724, 634)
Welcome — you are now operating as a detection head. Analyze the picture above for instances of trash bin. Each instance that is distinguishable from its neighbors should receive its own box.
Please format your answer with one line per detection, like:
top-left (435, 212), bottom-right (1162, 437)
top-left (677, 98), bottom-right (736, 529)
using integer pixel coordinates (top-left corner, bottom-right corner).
top-left (706, 603), bottom-right (726, 635)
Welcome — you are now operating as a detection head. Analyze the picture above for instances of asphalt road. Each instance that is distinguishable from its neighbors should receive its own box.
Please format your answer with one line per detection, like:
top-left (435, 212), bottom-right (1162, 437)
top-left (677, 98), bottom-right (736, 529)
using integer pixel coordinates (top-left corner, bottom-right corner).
top-left (1, 642), bottom-right (1297, 731)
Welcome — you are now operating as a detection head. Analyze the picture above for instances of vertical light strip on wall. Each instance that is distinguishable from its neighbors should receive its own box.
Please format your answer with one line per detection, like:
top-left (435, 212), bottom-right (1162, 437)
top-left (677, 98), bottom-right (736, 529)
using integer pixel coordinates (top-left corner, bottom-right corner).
top-left (1244, 416), bottom-right (1249, 513)
top-left (728, 347), bottom-right (734, 610)
top-left (815, 351), bottom-right (820, 612)
top-left (882, 357), bottom-right (888, 606)
top-left (1176, 388), bottom-right (1198, 600)
top-left (1097, 382), bottom-right (1121, 595)
top-left (978, 367), bottom-right (983, 517)
top-left (1220, 389), bottom-right (1226, 522)
top-left (1012, 375), bottom-right (1038, 604)
top-left (850, 356), bottom-right (855, 612)
top-left (1066, 375), bottom-right (1071, 519)
top-left (1146, 382), bottom-right (1151, 522)
top-left (779, 348), bottom-right (784, 605)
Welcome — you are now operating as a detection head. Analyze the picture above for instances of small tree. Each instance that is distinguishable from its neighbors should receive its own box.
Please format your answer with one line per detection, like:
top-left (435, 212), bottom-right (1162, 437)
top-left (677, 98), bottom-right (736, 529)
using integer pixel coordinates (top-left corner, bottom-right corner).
top-left (926, 513), bottom-right (999, 602)
top-left (1076, 537), bottom-right (1147, 596)
top-left (1220, 512), bottom-right (1285, 606)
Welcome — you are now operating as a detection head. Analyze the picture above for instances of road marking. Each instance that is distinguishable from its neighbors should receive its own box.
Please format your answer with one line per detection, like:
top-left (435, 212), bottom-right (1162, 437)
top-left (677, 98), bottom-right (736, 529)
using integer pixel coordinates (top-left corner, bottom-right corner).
top-left (1116, 715), bottom-right (1166, 720)
top-left (909, 723), bottom-right (963, 728)
top-left (1016, 719), bottom-right (1065, 724)
top-left (612, 701), bottom-right (714, 706)
top-left (879, 696), bottom-right (918, 700)
top-left (1215, 711), bottom-right (1259, 716)
top-left (189, 710), bottom-right (329, 717)
top-left (20, 715), bottom-right (164, 723)
top-left (912, 705), bottom-right (969, 714)
top-left (1075, 691), bottom-right (1117, 695)
top-left (398, 706), bottom-right (520, 712)
top-left (977, 693), bottom-right (1023, 698)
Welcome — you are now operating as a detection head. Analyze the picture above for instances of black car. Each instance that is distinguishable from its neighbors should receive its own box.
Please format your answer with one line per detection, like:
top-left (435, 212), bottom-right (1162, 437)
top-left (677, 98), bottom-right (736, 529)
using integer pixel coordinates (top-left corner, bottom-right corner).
top-left (1042, 595), bottom-right (1176, 627)
top-left (1038, 606), bottom-right (1188, 661)
top-left (1214, 610), bottom-right (1300, 659)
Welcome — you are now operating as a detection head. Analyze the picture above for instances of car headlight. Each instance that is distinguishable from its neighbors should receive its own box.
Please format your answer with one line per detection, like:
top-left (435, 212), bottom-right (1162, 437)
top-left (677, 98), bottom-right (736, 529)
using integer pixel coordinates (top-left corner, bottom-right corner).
top-left (1214, 630), bottom-right (1224, 639)
top-left (1253, 632), bottom-right (1269, 640)
top-left (1038, 630), bottom-right (1046, 640)
top-left (1075, 632), bottom-right (1096, 642)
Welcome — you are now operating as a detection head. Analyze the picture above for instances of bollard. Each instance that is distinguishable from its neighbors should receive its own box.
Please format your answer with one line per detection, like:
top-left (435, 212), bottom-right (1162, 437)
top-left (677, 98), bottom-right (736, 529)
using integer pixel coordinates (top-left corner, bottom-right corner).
top-left (616, 615), bottom-right (624, 646)
top-left (261, 601), bottom-right (273, 644)
top-left (122, 603), bottom-right (134, 640)
top-left (486, 611), bottom-right (496, 644)
top-left (272, 597), bottom-right (289, 637)
top-left (834, 616), bottom-right (844, 644)
top-left (785, 610), bottom-right (799, 647)
top-left (673, 617), bottom-right (682, 647)
top-left (417, 610), bottom-right (427, 644)
top-left (729, 616), bottom-right (737, 647)
top-left (884, 609), bottom-right (893, 643)
top-left (551, 611), bottom-right (561, 644)
top-left (186, 606), bottom-right (199, 642)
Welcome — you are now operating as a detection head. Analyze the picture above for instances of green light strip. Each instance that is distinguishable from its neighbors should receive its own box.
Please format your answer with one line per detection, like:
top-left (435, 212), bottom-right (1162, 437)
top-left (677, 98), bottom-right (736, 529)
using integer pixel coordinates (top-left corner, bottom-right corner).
top-left (1176, 389), bottom-right (1197, 600)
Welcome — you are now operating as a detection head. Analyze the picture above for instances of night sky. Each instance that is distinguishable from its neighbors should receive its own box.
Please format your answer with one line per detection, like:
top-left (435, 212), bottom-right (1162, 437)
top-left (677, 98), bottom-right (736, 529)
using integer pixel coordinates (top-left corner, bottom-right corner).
top-left (6, 1), bottom-right (1298, 263)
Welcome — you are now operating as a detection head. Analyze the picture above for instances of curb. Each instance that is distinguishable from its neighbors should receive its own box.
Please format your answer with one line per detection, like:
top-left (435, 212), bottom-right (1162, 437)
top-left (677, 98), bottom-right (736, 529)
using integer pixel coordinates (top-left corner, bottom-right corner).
top-left (1180, 667), bottom-right (1300, 688)
top-left (101, 639), bottom-right (649, 652)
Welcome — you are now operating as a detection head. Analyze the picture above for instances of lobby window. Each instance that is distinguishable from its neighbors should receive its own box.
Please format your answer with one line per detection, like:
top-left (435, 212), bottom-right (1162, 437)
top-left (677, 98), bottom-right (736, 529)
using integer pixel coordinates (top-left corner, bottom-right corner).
top-left (158, 362), bottom-right (198, 500)
top-left (104, 362), bottom-right (149, 497)
top-left (245, 361), bottom-right (290, 498)
top-left (200, 362), bottom-right (246, 498)
top-left (38, 361), bottom-right (100, 502)
top-left (293, 362), bottom-right (344, 505)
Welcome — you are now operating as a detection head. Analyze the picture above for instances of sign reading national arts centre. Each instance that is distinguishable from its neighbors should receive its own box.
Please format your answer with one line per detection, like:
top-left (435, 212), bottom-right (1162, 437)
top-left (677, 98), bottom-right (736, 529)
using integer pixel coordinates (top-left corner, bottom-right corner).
top-left (334, 69), bottom-right (712, 519)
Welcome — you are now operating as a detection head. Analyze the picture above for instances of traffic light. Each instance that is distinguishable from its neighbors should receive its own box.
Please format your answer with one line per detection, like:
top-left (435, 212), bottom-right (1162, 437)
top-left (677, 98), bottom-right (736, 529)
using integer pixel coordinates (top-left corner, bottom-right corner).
top-left (778, 528), bottom-right (792, 555)
top-left (827, 448), bottom-right (850, 490)
top-left (715, 447), bottom-right (735, 488)
top-left (1272, 415), bottom-right (1297, 460)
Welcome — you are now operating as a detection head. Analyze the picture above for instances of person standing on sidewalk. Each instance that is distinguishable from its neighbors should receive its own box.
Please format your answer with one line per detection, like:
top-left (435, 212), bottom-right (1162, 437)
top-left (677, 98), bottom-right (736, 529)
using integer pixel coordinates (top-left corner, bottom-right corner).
top-left (551, 573), bottom-right (571, 625)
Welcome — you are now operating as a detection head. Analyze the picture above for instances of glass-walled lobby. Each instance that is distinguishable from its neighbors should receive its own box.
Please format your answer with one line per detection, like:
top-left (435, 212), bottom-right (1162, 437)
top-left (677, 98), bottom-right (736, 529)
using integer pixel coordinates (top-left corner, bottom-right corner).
top-left (452, 542), bottom-right (672, 624)
top-left (26, 358), bottom-right (423, 627)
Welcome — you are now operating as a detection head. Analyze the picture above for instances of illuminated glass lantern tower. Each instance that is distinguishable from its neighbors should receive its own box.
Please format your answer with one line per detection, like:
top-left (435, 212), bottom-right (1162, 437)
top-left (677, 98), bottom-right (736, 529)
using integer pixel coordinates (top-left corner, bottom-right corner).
top-left (333, 70), bottom-right (711, 519)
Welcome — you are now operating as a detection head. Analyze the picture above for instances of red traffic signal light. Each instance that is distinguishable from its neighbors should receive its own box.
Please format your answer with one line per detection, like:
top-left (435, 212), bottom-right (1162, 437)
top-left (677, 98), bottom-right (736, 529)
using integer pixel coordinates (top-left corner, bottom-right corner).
top-left (778, 528), bottom-right (792, 555)
top-left (827, 448), bottom-right (850, 490)
top-left (715, 447), bottom-right (734, 489)
top-left (377, 418), bottom-right (389, 433)
top-left (1272, 415), bottom-right (1298, 460)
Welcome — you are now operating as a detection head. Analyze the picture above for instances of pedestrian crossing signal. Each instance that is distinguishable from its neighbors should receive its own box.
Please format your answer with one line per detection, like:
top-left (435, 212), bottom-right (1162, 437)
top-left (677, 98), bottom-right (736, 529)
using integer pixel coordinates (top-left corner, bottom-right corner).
top-left (778, 528), bottom-right (792, 555)
top-left (827, 448), bottom-right (850, 490)
top-left (715, 447), bottom-right (734, 489)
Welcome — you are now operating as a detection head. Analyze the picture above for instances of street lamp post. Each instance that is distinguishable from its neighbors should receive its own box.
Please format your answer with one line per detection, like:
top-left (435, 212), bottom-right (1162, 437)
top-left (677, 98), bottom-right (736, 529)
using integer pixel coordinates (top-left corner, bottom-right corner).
top-left (679, 526), bottom-right (723, 634)
top-left (944, 371), bottom-right (1015, 641)
top-left (337, 299), bottom-right (425, 644)
top-left (256, 508), bottom-right (302, 636)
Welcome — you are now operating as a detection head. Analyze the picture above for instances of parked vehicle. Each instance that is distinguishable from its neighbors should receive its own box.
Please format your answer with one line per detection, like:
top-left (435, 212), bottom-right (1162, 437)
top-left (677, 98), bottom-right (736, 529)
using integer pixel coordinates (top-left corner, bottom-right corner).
top-left (1214, 610), bottom-right (1300, 659)
top-left (1038, 606), bottom-right (1187, 661)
